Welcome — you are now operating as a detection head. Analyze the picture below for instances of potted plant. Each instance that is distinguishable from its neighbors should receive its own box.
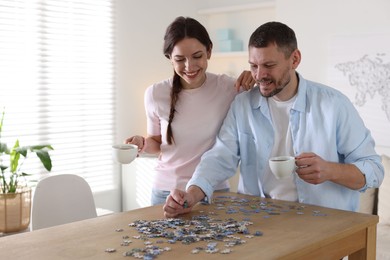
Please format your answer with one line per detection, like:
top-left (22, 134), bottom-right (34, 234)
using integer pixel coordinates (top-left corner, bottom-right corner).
top-left (0, 109), bottom-right (53, 233)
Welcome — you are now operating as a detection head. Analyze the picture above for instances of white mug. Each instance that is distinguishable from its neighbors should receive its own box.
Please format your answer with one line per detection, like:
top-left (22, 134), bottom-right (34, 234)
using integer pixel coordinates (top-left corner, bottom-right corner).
top-left (268, 156), bottom-right (296, 179)
top-left (112, 144), bottom-right (138, 164)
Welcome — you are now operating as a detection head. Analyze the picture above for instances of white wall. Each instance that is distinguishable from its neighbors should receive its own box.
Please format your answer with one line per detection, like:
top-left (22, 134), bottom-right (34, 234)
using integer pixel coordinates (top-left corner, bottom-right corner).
top-left (276, 0), bottom-right (390, 83)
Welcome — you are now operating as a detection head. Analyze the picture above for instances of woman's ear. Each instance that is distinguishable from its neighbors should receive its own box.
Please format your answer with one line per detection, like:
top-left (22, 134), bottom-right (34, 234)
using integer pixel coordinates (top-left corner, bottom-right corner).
top-left (207, 50), bottom-right (212, 59)
top-left (167, 55), bottom-right (174, 65)
top-left (207, 44), bottom-right (213, 59)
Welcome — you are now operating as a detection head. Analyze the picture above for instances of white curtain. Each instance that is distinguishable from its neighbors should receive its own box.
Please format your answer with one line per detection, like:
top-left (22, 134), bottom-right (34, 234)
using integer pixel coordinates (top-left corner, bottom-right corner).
top-left (0, 0), bottom-right (116, 194)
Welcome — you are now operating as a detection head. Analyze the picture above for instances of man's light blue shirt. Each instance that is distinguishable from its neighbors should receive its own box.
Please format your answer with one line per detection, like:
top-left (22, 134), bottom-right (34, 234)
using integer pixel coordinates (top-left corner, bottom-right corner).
top-left (187, 74), bottom-right (384, 212)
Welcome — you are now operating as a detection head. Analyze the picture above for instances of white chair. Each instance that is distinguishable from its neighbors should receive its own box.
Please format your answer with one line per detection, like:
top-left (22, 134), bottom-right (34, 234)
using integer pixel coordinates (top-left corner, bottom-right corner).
top-left (31, 174), bottom-right (97, 231)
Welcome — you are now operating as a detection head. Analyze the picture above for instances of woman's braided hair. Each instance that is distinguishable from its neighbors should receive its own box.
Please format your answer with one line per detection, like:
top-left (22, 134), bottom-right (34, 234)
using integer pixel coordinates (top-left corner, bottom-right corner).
top-left (163, 16), bottom-right (212, 144)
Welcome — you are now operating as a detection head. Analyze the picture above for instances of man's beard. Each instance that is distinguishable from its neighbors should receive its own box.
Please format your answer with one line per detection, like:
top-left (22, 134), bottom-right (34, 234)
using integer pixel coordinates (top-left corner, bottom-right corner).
top-left (260, 84), bottom-right (285, 98)
top-left (258, 70), bottom-right (291, 98)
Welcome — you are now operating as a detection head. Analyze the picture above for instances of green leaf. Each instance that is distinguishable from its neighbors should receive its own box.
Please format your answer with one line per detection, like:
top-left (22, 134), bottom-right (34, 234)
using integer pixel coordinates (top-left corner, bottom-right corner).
top-left (0, 109), bottom-right (4, 134)
top-left (35, 150), bottom-right (52, 171)
top-left (10, 140), bottom-right (21, 173)
top-left (31, 145), bottom-right (54, 151)
top-left (14, 145), bottom-right (28, 157)
top-left (0, 142), bottom-right (8, 154)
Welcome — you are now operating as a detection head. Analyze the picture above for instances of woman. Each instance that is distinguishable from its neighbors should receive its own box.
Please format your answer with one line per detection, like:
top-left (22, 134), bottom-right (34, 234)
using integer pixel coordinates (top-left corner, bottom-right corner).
top-left (125, 16), bottom-right (254, 205)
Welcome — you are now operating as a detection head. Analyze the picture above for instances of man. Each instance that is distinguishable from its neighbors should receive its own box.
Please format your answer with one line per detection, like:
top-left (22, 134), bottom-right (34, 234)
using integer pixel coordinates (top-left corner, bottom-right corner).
top-left (163, 22), bottom-right (384, 218)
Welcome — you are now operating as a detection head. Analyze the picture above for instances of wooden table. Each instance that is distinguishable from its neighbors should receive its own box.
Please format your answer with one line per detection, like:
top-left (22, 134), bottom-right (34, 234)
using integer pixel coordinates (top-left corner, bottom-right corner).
top-left (0, 192), bottom-right (378, 259)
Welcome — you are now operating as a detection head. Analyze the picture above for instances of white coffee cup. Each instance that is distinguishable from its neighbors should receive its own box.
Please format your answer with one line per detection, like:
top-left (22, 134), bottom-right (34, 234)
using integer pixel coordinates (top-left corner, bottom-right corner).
top-left (268, 155), bottom-right (296, 179)
top-left (112, 144), bottom-right (138, 164)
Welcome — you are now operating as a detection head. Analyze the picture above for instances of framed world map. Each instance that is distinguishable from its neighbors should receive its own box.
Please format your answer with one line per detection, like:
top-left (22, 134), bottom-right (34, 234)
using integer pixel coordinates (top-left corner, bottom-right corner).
top-left (328, 33), bottom-right (390, 148)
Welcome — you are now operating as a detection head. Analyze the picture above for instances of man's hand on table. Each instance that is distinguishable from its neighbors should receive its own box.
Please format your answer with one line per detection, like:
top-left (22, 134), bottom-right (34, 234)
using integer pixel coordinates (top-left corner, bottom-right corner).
top-left (163, 186), bottom-right (206, 218)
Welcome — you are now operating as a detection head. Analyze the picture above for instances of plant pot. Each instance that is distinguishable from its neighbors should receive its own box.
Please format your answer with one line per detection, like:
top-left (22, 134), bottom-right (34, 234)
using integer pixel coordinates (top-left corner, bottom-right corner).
top-left (0, 187), bottom-right (31, 233)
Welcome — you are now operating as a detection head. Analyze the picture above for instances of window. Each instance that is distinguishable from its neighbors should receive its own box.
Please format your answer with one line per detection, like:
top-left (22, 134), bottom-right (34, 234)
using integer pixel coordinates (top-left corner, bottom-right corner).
top-left (0, 0), bottom-right (116, 193)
